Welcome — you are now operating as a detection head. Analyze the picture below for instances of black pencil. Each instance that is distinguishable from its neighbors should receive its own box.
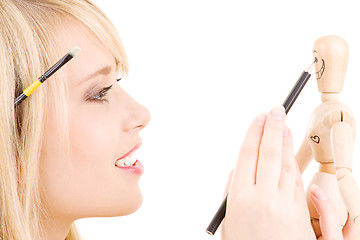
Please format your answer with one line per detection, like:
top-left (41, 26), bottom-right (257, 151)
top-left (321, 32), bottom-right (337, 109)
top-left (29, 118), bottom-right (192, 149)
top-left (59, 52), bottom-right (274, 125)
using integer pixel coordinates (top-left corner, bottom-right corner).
top-left (205, 61), bottom-right (314, 236)
top-left (282, 62), bottom-right (314, 114)
top-left (14, 46), bottom-right (81, 107)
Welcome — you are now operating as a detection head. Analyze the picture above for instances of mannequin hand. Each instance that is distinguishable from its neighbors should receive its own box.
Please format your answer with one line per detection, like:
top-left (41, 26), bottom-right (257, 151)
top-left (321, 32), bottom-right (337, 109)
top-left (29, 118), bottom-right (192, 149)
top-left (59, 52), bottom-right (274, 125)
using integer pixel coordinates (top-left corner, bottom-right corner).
top-left (221, 107), bottom-right (315, 240)
top-left (310, 184), bottom-right (360, 239)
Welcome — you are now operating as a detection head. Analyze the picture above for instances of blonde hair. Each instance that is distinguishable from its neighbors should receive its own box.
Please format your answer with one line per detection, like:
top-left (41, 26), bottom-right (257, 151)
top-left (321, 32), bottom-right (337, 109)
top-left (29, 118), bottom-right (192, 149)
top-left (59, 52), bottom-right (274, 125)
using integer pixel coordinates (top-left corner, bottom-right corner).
top-left (0, 0), bottom-right (128, 239)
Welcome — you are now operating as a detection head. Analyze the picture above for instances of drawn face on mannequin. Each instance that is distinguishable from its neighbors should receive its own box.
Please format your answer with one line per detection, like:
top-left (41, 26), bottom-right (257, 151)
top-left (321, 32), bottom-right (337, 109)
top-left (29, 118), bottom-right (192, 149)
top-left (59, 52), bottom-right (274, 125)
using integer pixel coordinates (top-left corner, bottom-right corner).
top-left (39, 19), bottom-right (151, 225)
top-left (312, 36), bottom-right (349, 93)
top-left (312, 50), bottom-right (325, 80)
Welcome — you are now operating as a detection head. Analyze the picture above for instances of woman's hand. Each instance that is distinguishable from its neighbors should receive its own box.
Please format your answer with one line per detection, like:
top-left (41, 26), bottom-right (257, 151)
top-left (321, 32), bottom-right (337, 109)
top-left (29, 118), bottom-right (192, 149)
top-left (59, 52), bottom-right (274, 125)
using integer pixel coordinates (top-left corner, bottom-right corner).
top-left (221, 106), bottom-right (316, 240)
top-left (310, 184), bottom-right (360, 239)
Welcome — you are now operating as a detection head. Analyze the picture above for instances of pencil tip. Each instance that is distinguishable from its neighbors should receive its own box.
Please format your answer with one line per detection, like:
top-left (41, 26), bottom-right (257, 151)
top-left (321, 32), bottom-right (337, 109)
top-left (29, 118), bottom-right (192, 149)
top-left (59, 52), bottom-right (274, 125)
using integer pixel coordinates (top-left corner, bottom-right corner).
top-left (305, 62), bottom-right (314, 73)
top-left (69, 46), bottom-right (81, 57)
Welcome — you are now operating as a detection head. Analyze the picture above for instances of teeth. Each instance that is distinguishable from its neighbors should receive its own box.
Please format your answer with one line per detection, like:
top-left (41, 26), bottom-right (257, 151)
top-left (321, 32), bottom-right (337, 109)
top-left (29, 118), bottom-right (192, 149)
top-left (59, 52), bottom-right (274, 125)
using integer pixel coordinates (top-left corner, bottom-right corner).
top-left (115, 151), bottom-right (137, 167)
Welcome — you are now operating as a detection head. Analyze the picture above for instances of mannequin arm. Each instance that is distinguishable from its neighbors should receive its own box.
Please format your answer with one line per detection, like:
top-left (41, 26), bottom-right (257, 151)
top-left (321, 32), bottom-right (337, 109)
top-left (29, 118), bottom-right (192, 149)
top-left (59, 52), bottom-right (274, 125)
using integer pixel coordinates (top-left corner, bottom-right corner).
top-left (296, 137), bottom-right (313, 174)
top-left (331, 122), bottom-right (360, 226)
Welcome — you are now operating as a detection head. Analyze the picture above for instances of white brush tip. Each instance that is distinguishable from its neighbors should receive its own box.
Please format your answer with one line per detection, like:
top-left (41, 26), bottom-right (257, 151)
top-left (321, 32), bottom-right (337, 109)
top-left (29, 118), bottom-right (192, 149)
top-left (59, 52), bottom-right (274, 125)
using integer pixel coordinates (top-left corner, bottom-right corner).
top-left (69, 46), bottom-right (81, 57)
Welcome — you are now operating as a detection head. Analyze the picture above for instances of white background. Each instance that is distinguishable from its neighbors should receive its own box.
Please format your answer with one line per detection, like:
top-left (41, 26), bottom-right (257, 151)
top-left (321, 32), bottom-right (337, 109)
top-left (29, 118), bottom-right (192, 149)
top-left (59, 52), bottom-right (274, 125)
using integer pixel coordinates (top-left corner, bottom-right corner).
top-left (75, 0), bottom-right (360, 239)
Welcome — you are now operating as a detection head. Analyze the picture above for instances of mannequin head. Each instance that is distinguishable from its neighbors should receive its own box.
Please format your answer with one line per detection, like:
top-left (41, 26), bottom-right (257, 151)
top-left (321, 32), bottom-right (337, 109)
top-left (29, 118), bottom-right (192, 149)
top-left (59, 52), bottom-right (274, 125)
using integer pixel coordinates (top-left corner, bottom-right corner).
top-left (312, 35), bottom-right (349, 93)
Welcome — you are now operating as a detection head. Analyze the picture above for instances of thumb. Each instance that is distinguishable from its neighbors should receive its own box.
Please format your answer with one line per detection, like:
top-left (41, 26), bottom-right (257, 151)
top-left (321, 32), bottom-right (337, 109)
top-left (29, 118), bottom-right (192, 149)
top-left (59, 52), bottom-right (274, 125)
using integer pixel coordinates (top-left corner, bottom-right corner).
top-left (310, 184), bottom-right (343, 240)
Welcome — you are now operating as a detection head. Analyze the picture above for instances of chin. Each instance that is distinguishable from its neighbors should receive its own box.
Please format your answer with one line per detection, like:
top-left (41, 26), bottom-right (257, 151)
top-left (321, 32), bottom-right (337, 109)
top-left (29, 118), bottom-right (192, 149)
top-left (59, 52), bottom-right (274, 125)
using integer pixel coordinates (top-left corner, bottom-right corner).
top-left (89, 185), bottom-right (144, 218)
top-left (109, 188), bottom-right (144, 217)
top-left (121, 193), bottom-right (143, 216)
top-left (74, 189), bottom-right (144, 219)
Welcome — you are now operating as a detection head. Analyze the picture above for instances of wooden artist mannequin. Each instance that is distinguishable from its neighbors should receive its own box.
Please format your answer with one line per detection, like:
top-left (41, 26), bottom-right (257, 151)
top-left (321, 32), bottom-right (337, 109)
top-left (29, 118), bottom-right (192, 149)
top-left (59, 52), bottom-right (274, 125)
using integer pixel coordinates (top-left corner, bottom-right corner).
top-left (295, 35), bottom-right (360, 238)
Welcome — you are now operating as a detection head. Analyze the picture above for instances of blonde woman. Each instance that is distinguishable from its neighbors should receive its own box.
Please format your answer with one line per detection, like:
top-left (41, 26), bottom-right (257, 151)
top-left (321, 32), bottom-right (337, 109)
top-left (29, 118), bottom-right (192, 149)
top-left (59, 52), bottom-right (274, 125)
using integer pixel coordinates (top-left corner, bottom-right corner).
top-left (0, 0), bottom-right (357, 239)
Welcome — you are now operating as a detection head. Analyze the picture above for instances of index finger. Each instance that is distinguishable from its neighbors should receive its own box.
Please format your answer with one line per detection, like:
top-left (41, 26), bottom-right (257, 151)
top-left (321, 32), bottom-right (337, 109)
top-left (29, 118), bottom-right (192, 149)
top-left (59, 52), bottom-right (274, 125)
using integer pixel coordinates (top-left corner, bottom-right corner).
top-left (256, 106), bottom-right (286, 189)
top-left (231, 114), bottom-right (267, 192)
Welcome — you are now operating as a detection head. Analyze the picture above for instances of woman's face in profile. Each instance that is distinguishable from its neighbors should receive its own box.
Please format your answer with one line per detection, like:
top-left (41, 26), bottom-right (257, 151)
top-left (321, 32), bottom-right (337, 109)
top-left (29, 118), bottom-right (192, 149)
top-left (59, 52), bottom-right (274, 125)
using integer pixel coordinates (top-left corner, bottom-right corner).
top-left (39, 20), bottom-right (150, 222)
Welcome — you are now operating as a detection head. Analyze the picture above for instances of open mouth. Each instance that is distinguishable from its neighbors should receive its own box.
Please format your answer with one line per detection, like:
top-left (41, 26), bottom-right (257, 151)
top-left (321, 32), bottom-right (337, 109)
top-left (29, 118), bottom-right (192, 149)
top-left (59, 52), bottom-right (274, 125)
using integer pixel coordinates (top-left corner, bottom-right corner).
top-left (115, 151), bottom-right (137, 167)
top-left (316, 59), bottom-right (325, 80)
top-left (114, 142), bottom-right (141, 167)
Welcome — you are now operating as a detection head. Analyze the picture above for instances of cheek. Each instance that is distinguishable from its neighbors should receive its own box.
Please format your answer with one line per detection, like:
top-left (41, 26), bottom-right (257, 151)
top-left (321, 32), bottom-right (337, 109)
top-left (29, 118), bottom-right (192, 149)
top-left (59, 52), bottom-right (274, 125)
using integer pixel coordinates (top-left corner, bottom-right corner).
top-left (66, 113), bottom-right (143, 217)
top-left (69, 115), bottom-right (117, 168)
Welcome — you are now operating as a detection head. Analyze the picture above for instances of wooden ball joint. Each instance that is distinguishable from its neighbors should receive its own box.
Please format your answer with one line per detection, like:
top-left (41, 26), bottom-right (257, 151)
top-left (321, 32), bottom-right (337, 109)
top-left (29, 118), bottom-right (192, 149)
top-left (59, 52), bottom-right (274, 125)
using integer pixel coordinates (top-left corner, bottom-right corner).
top-left (295, 35), bottom-right (360, 238)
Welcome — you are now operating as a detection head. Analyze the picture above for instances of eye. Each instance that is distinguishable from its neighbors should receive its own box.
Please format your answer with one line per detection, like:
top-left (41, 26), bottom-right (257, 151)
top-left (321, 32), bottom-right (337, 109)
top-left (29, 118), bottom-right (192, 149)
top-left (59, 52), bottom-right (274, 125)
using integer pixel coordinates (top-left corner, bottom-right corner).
top-left (117, 78), bottom-right (122, 82)
top-left (88, 84), bottom-right (113, 103)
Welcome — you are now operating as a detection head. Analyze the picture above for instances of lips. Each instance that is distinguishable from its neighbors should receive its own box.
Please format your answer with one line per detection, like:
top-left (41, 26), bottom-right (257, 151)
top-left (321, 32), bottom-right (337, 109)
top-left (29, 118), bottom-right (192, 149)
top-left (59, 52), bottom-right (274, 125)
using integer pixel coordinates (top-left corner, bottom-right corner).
top-left (115, 142), bottom-right (142, 163)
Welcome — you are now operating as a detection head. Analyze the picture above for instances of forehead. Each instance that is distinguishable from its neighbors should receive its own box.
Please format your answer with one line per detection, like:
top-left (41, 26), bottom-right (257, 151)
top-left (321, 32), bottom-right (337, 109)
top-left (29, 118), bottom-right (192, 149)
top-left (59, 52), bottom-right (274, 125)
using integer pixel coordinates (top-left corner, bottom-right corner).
top-left (56, 19), bottom-right (115, 87)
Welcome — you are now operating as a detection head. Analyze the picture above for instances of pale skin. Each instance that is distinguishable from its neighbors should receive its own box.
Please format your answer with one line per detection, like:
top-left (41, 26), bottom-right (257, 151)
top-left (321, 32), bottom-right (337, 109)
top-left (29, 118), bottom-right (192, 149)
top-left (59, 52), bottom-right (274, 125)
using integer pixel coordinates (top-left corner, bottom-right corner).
top-left (38, 19), bottom-right (351, 240)
top-left (39, 19), bottom-right (151, 239)
top-left (221, 106), bottom-right (359, 240)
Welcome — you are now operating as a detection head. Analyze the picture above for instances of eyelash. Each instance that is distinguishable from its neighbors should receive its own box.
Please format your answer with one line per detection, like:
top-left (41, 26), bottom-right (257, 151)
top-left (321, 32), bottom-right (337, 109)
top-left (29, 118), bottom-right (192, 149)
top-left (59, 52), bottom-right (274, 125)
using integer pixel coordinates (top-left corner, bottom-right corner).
top-left (88, 78), bottom-right (122, 103)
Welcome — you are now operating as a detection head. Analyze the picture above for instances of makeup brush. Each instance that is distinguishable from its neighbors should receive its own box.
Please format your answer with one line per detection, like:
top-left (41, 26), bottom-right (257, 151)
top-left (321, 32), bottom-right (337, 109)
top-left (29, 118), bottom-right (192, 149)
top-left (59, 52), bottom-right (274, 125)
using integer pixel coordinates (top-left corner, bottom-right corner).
top-left (206, 61), bottom-right (315, 236)
top-left (14, 46), bottom-right (81, 107)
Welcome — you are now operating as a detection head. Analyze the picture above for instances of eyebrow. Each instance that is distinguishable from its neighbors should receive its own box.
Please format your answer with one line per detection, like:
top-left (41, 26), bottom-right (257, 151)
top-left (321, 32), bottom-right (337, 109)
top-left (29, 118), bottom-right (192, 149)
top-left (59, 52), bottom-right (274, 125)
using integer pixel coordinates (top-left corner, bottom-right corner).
top-left (77, 65), bottom-right (113, 86)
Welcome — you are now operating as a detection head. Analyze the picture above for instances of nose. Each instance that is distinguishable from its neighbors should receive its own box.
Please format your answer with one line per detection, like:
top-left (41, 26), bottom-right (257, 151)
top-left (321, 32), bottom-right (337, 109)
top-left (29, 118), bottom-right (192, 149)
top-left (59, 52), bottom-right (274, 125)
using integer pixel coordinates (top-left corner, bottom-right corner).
top-left (121, 91), bottom-right (151, 132)
top-left (128, 102), bottom-right (151, 132)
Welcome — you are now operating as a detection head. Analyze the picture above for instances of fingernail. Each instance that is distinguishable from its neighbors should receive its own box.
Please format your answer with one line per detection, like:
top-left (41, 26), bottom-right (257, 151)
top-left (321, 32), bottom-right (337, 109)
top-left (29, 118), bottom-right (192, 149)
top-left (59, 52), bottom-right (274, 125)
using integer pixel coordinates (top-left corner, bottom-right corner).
top-left (310, 184), bottom-right (327, 200)
top-left (283, 126), bottom-right (289, 137)
top-left (271, 106), bottom-right (285, 120)
top-left (256, 114), bottom-right (267, 126)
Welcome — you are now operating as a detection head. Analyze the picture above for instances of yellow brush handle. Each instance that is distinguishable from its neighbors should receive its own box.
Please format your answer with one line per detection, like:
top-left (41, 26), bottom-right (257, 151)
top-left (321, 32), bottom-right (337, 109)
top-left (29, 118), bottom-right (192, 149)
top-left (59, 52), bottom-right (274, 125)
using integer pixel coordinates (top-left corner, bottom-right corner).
top-left (23, 79), bottom-right (42, 96)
